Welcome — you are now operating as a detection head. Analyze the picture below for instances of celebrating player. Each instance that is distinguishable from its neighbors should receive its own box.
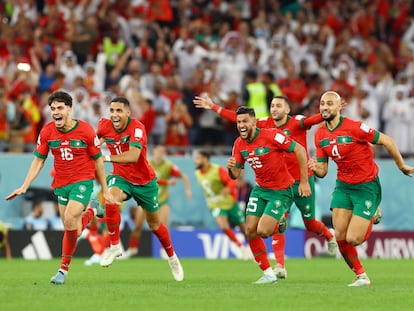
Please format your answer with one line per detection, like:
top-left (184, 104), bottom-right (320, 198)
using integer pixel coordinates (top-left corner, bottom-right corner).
top-left (97, 96), bottom-right (184, 281)
top-left (227, 106), bottom-right (311, 284)
top-left (193, 94), bottom-right (337, 278)
top-left (5, 91), bottom-right (116, 285)
top-left (123, 144), bottom-right (192, 258)
top-left (308, 91), bottom-right (414, 286)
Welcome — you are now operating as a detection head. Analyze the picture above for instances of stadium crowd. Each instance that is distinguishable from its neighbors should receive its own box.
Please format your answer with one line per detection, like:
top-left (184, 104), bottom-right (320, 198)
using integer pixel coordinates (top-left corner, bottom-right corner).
top-left (0, 0), bottom-right (414, 156)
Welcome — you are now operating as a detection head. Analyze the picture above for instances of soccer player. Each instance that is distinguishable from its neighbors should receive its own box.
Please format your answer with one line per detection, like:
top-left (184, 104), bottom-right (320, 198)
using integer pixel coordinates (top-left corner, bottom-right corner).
top-left (308, 91), bottom-right (414, 286)
top-left (5, 91), bottom-right (116, 284)
top-left (194, 150), bottom-right (250, 260)
top-left (97, 96), bottom-right (184, 281)
top-left (193, 94), bottom-right (337, 278)
top-left (123, 144), bottom-right (192, 258)
top-left (227, 106), bottom-right (311, 284)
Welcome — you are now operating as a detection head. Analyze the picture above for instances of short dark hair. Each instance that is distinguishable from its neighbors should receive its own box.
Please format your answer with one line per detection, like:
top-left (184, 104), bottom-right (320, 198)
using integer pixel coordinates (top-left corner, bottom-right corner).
top-left (198, 150), bottom-right (211, 160)
top-left (236, 106), bottom-right (255, 118)
top-left (48, 91), bottom-right (73, 107)
top-left (111, 96), bottom-right (130, 107)
top-left (245, 69), bottom-right (257, 80)
top-left (273, 95), bottom-right (290, 106)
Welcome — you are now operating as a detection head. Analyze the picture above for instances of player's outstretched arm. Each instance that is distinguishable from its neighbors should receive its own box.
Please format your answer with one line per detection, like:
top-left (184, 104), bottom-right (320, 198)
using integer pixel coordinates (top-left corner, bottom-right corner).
top-left (377, 133), bottom-right (414, 177)
top-left (5, 157), bottom-right (45, 200)
top-left (193, 93), bottom-right (237, 123)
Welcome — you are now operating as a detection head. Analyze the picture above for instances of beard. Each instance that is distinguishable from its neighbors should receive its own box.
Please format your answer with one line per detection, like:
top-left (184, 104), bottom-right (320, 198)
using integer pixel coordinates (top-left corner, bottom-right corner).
top-left (322, 112), bottom-right (336, 122)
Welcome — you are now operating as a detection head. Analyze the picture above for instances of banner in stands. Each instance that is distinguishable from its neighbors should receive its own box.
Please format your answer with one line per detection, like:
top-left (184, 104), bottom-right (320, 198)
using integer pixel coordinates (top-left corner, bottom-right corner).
top-left (6, 229), bottom-right (414, 260)
top-left (7, 230), bottom-right (152, 259)
top-left (304, 231), bottom-right (414, 259)
top-left (152, 228), bottom-right (305, 259)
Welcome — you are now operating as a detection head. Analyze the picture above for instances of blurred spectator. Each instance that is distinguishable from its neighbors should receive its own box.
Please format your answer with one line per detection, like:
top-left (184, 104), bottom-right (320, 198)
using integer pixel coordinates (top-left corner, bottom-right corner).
top-left (0, 85), bottom-right (16, 151)
top-left (58, 50), bottom-right (85, 91)
top-left (0, 0), bottom-right (413, 154)
top-left (24, 200), bottom-right (49, 231)
top-left (277, 59), bottom-right (308, 114)
top-left (215, 32), bottom-right (248, 95)
top-left (47, 202), bottom-right (64, 231)
top-left (383, 86), bottom-right (412, 156)
top-left (8, 94), bottom-right (32, 153)
top-left (173, 38), bottom-right (208, 85)
top-left (139, 95), bottom-right (156, 136)
top-left (261, 71), bottom-right (283, 112)
top-left (119, 57), bottom-right (142, 95)
top-left (243, 69), bottom-right (268, 118)
top-left (141, 62), bottom-right (166, 94)
top-left (149, 79), bottom-right (170, 145)
top-left (164, 99), bottom-right (193, 153)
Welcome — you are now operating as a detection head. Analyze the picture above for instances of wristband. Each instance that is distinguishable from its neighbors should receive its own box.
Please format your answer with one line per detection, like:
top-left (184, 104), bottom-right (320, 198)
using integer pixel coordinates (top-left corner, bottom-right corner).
top-left (212, 104), bottom-right (222, 114)
top-left (104, 155), bottom-right (111, 162)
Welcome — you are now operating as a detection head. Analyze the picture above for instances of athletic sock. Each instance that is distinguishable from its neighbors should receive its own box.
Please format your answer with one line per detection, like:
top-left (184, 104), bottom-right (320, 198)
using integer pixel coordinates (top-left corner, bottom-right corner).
top-left (60, 229), bottom-right (78, 272)
top-left (363, 218), bottom-right (374, 242)
top-left (129, 236), bottom-right (139, 250)
top-left (271, 233), bottom-right (285, 267)
top-left (152, 223), bottom-right (174, 257)
top-left (303, 219), bottom-right (334, 241)
top-left (81, 208), bottom-right (94, 231)
top-left (105, 204), bottom-right (121, 245)
top-left (223, 228), bottom-right (243, 247)
top-left (249, 237), bottom-right (271, 271)
top-left (337, 239), bottom-right (365, 275)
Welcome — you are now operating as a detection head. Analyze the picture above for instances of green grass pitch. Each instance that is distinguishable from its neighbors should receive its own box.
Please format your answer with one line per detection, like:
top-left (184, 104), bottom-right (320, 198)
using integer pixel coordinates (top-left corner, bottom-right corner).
top-left (0, 257), bottom-right (413, 311)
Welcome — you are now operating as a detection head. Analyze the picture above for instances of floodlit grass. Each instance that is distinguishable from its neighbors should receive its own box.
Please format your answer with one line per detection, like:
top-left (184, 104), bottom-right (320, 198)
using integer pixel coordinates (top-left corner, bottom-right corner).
top-left (0, 257), bottom-right (413, 311)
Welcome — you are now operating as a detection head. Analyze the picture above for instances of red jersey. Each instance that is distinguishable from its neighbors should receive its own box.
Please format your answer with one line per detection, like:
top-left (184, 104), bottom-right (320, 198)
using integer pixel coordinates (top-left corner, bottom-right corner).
top-left (97, 118), bottom-right (155, 185)
top-left (314, 116), bottom-right (380, 184)
top-left (213, 104), bottom-right (322, 181)
top-left (257, 114), bottom-right (322, 180)
top-left (232, 128), bottom-right (295, 190)
top-left (34, 120), bottom-right (102, 188)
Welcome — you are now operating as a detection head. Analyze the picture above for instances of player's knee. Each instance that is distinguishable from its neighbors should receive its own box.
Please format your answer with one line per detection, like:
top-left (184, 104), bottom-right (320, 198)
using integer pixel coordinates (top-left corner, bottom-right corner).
top-left (346, 236), bottom-right (364, 246)
top-left (257, 227), bottom-right (272, 238)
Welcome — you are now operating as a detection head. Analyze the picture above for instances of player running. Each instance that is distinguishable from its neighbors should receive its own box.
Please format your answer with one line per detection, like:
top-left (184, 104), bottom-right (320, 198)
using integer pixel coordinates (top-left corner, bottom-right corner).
top-left (308, 91), bottom-right (414, 286)
top-left (97, 96), bottom-right (184, 281)
top-left (227, 106), bottom-right (311, 284)
top-left (194, 94), bottom-right (337, 278)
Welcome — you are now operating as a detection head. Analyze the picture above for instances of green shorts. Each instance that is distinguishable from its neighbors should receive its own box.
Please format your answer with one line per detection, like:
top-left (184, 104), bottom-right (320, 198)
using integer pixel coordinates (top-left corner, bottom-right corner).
top-left (107, 174), bottom-right (160, 212)
top-left (331, 177), bottom-right (382, 220)
top-left (291, 176), bottom-right (316, 220)
top-left (210, 202), bottom-right (245, 226)
top-left (54, 179), bottom-right (94, 208)
top-left (246, 185), bottom-right (293, 221)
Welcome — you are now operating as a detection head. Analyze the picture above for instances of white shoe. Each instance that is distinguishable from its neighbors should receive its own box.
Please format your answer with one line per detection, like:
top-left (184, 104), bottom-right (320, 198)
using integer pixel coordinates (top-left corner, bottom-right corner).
top-left (273, 265), bottom-right (287, 279)
top-left (100, 244), bottom-right (122, 267)
top-left (168, 253), bottom-right (184, 281)
top-left (253, 274), bottom-right (277, 284)
top-left (348, 273), bottom-right (371, 287)
top-left (118, 248), bottom-right (138, 260)
top-left (160, 248), bottom-right (168, 260)
top-left (327, 228), bottom-right (338, 256)
top-left (84, 253), bottom-right (102, 266)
